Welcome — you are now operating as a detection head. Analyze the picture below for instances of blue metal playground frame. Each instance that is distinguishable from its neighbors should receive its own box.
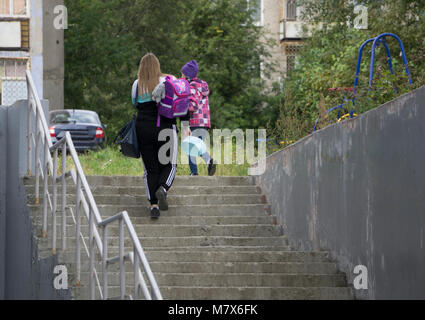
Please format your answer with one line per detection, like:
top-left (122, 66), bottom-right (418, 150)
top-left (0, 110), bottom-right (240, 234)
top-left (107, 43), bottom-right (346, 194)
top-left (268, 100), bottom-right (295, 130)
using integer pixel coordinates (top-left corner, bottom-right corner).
top-left (313, 33), bottom-right (413, 132)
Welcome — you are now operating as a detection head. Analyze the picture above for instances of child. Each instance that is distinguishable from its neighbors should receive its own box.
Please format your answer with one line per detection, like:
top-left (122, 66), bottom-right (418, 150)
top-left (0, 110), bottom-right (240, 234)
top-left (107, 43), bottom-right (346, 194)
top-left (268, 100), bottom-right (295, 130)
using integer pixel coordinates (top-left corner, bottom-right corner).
top-left (181, 60), bottom-right (216, 176)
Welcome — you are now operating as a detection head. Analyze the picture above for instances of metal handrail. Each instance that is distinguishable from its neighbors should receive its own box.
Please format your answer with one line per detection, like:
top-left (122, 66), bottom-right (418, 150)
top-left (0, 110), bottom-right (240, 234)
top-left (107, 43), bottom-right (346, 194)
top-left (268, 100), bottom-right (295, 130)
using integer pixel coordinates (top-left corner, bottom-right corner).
top-left (25, 70), bottom-right (162, 300)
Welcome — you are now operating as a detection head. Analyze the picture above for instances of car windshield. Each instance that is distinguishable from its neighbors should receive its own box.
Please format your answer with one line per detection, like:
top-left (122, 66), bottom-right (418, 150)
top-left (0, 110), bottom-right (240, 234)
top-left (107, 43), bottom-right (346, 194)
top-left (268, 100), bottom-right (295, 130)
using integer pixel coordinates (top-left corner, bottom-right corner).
top-left (50, 111), bottom-right (99, 125)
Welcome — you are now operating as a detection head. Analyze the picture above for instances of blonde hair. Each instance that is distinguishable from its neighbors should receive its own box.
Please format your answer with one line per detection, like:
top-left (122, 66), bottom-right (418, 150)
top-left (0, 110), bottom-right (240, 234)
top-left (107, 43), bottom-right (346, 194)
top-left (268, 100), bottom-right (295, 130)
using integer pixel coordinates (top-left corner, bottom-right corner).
top-left (138, 53), bottom-right (164, 95)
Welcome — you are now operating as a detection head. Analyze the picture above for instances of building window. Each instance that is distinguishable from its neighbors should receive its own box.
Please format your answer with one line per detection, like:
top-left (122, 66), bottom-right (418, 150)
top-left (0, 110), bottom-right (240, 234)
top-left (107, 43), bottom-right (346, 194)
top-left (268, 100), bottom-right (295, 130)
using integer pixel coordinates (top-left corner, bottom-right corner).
top-left (0, 58), bottom-right (28, 105)
top-left (0, 0), bottom-right (30, 50)
top-left (286, 0), bottom-right (297, 21)
top-left (0, 0), bottom-right (29, 17)
top-left (247, 0), bottom-right (262, 26)
top-left (0, 19), bottom-right (29, 49)
top-left (285, 44), bottom-right (303, 72)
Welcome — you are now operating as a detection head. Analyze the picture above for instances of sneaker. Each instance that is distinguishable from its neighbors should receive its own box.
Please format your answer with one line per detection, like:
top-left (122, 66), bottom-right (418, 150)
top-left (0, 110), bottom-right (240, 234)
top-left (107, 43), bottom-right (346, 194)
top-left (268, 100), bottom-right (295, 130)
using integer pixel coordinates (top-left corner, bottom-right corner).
top-left (155, 186), bottom-right (168, 211)
top-left (208, 158), bottom-right (217, 176)
top-left (150, 206), bottom-right (160, 219)
top-left (190, 173), bottom-right (199, 176)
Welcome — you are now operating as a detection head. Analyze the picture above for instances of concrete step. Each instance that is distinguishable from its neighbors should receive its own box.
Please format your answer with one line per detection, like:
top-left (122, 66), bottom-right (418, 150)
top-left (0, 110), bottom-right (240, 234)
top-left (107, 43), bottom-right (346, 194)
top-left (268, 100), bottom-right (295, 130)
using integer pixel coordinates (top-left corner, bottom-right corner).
top-left (37, 235), bottom-right (288, 249)
top-left (29, 212), bottom-right (276, 226)
top-left (149, 250), bottom-right (330, 263)
top-left (32, 223), bottom-right (283, 238)
top-left (26, 193), bottom-right (265, 206)
top-left (51, 250), bottom-right (331, 263)
top-left (63, 261), bottom-right (339, 274)
top-left (24, 173), bottom-right (354, 300)
top-left (163, 286), bottom-right (354, 300)
top-left (23, 175), bottom-right (255, 187)
top-left (29, 204), bottom-right (270, 217)
top-left (150, 261), bottom-right (339, 274)
top-left (72, 285), bottom-right (353, 300)
top-left (38, 246), bottom-right (292, 259)
top-left (25, 185), bottom-right (261, 196)
top-left (72, 272), bottom-right (347, 288)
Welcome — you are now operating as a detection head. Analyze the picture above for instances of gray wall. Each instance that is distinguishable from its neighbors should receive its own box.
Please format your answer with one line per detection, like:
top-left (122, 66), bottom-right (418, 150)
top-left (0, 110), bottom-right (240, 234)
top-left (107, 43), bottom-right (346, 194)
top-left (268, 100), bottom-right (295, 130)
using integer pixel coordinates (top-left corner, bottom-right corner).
top-left (255, 86), bottom-right (425, 300)
top-left (30, 0), bottom-right (44, 97)
top-left (43, 0), bottom-right (65, 111)
top-left (0, 107), bottom-right (7, 299)
top-left (0, 101), bottom-right (71, 299)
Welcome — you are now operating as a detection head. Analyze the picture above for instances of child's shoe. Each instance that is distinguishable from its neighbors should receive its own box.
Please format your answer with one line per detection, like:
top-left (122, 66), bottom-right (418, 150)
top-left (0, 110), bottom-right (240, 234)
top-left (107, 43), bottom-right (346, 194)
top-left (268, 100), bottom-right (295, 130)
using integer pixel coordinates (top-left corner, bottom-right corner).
top-left (208, 158), bottom-right (216, 176)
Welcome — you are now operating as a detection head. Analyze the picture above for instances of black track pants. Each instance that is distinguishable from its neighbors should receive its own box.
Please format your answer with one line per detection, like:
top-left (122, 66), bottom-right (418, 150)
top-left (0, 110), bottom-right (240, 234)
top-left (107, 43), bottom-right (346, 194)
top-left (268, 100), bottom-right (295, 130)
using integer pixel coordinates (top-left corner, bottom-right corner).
top-left (136, 121), bottom-right (178, 205)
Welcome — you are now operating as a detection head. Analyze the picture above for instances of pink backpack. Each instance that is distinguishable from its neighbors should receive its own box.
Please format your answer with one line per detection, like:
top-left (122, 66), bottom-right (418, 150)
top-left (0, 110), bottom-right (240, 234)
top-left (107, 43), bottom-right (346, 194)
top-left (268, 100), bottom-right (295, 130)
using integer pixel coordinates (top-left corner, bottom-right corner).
top-left (157, 76), bottom-right (190, 126)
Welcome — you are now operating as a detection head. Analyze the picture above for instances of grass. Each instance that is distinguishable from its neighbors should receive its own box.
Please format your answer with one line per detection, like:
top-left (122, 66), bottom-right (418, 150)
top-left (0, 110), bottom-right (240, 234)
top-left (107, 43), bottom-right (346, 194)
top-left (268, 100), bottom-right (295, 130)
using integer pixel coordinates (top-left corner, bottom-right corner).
top-left (61, 145), bottom-right (251, 177)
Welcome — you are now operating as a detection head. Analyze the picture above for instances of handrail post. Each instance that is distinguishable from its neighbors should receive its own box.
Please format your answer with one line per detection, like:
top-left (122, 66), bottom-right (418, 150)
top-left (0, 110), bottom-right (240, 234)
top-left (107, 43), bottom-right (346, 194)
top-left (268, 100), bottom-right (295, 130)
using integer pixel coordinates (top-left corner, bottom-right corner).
top-left (43, 141), bottom-right (49, 245)
top-left (102, 226), bottom-right (108, 300)
top-left (52, 148), bottom-right (58, 254)
top-left (51, 144), bottom-right (57, 255)
top-left (53, 148), bottom-right (58, 231)
top-left (123, 213), bottom-right (162, 300)
top-left (62, 143), bottom-right (67, 251)
top-left (75, 174), bottom-right (81, 286)
top-left (119, 218), bottom-right (125, 300)
top-left (35, 108), bottom-right (40, 206)
top-left (27, 96), bottom-right (32, 176)
top-left (133, 247), bottom-right (139, 300)
top-left (89, 205), bottom-right (95, 300)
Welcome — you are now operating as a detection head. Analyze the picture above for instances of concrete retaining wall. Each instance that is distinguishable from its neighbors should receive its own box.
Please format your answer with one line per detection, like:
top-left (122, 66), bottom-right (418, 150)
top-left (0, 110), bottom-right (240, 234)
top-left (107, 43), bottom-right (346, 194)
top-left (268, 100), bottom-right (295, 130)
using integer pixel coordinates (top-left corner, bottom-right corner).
top-left (0, 100), bottom-right (71, 299)
top-left (255, 86), bottom-right (425, 299)
top-left (0, 106), bottom-right (7, 299)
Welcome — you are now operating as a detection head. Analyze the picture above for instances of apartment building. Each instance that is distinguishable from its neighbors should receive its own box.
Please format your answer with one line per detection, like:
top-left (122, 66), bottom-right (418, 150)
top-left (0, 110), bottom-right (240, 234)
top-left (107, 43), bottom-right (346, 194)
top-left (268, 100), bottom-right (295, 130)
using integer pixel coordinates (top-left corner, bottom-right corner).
top-left (0, 0), bottom-right (64, 110)
top-left (279, 0), bottom-right (308, 74)
top-left (252, 0), bottom-right (310, 80)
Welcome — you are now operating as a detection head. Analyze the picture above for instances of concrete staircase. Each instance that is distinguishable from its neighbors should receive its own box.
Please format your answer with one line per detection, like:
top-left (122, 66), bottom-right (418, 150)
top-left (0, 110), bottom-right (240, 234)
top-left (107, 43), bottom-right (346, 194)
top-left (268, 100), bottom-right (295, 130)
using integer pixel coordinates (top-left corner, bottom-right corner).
top-left (24, 175), bottom-right (354, 300)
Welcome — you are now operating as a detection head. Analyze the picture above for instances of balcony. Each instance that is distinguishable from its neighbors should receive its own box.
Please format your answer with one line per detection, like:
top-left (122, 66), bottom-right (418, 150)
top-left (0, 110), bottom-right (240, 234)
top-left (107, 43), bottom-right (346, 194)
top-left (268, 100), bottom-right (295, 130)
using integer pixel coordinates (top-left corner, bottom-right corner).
top-left (280, 19), bottom-right (319, 40)
top-left (280, 1), bottom-right (315, 40)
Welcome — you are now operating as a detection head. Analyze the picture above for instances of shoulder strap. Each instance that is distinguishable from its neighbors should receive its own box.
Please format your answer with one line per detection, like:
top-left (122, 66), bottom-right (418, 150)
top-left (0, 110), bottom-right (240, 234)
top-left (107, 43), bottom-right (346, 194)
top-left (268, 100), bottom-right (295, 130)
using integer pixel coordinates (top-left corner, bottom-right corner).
top-left (133, 80), bottom-right (139, 109)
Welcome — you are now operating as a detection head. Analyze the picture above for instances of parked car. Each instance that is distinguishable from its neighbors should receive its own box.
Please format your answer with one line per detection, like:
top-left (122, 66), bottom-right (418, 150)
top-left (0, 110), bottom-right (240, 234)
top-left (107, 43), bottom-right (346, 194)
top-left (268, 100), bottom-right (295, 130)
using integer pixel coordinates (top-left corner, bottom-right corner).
top-left (49, 109), bottom-right (107, 151)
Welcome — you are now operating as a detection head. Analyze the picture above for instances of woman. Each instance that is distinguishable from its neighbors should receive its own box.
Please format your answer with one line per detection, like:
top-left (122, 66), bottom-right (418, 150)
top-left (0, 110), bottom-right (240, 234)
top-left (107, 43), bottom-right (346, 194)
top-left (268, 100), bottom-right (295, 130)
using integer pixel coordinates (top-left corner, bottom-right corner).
top-left (131, 53), bottom-right (178, 219)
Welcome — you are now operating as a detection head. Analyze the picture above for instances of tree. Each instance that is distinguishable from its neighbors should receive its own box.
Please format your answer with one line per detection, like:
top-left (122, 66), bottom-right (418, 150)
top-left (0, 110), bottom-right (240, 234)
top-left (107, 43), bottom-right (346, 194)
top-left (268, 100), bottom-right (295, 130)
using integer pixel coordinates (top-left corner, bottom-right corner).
top-left (179, 0), bottom-right (276, 129)
top-left (64, 0), bottom-right (277, 141)
top-left (64, 0), bottom-right (140, 138)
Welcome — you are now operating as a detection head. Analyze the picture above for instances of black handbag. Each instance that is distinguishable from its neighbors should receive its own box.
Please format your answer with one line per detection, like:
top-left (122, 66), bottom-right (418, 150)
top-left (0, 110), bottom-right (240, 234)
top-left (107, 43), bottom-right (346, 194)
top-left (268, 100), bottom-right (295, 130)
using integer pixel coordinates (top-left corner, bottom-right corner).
top-left (114, 115), bottom-right (140, 158)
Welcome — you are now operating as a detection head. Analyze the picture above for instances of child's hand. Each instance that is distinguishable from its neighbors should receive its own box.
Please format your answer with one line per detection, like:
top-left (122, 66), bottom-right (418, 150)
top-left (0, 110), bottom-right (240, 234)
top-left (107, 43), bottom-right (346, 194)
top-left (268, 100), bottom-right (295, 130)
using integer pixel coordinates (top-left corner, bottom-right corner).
top-left (182, 128), bottom-right (191, 140)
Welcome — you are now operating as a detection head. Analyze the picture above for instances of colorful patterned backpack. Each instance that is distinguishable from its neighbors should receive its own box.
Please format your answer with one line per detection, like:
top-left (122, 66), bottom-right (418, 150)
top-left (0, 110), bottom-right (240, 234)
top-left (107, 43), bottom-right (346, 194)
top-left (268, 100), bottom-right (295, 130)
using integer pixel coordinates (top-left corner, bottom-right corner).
top-left (157, 76), bottom-right (191, 126)
top-left (187, 79), bottom-right (211, 128)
